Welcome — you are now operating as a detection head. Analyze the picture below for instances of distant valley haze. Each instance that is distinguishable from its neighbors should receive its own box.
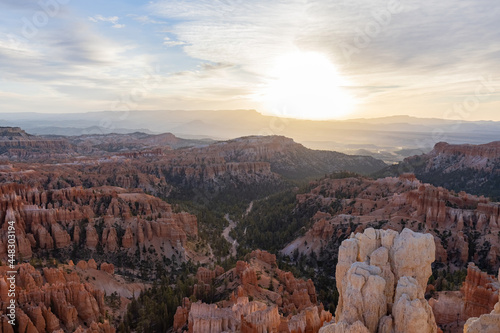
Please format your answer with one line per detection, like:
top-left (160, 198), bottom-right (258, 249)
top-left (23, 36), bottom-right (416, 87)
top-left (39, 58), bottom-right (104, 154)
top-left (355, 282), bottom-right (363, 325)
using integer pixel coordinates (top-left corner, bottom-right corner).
top-left (1, 110), bottom-right (499, 163)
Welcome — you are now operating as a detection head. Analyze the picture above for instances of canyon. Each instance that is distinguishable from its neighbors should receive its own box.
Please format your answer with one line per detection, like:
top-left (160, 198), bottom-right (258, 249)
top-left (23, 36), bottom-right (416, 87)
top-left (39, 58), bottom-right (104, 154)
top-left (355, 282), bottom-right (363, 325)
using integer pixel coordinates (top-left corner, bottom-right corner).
top-left (0, 183), bottom-right (198, 264)
top-left (283, 174), bottom-right (500, 273)
top-left (0, 127), bottom-right (499, 332)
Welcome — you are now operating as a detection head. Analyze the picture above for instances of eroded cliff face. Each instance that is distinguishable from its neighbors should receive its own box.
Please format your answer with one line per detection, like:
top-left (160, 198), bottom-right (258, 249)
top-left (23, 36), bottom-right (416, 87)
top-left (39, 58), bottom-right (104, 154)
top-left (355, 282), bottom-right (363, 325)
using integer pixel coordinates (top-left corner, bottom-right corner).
top-left (0, 184), bottom-right (197, 262)
top-left (173, 250), bottom-right (332, 333)
top-left (320, 228), bottom-right (437, 333)
top-left (462, 263), bottom-right (499, 319)
top-left (0, 148), bottom-right (278, 196)
top-left (429, 262), bottom-right (499, 332)
top-left (463, 267), bottom-right (500, 333)
top-left (380, 141), bottom-right (500, 199)
top-left (422, 142), bottom-right (500, 173)
top-left (0, 263), bottom-right (113, 333)
top-left (284, 175), bottom-right (500, 272)
top-left (0, 130), bottom-right (386, 188)
top-left (0, 127), bottom-right (74, 161)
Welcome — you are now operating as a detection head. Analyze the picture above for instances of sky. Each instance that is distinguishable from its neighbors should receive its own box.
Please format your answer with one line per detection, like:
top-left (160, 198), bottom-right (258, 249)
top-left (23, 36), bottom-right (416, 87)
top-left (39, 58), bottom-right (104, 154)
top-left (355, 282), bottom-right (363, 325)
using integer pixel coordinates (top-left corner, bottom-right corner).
top-left (0, 0), bottom-right (499, 121)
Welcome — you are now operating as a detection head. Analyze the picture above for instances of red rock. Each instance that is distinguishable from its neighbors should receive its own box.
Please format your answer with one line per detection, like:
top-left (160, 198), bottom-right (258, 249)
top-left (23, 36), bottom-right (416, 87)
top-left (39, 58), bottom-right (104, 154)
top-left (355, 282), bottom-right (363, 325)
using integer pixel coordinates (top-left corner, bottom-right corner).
top-left (173, 306), bottom-right (189, 332)
top-left (236, 261), bottom-right (258, 287)
top-left (249, 250), bottom-right (277, 267)
top-left (51, 223), bottom-right (71, 248)
top-left (42, 267), bottom-right (66, 284)
top-left (100, 263), bottom-right (115, 274)
top-left (77, 260), bottom-right (88, 270)
top-left (462, 263), bottom-right (499, 319)
top-left (101, 227), bottom-right (118, 252)
top-left (86, 226), bottom-right (99, 249)
top-left (0, 183), bottom-right (198, 266)
top-left (121, 227), bottom-right (134, 248)
top-left (241, 305), bottom-right (280, 333)
top-left (88, 259), bottom-right (98, 270)
top-left (429, 291), bottom-right (464, 327)
top-left (196, 267), bottom-right (215, 285)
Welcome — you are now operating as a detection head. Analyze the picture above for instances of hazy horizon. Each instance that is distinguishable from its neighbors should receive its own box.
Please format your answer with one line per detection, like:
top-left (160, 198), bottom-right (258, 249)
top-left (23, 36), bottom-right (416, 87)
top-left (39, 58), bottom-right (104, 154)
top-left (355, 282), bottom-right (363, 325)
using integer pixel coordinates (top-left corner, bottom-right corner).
top-left (1, 109), bottom-right (500, 123)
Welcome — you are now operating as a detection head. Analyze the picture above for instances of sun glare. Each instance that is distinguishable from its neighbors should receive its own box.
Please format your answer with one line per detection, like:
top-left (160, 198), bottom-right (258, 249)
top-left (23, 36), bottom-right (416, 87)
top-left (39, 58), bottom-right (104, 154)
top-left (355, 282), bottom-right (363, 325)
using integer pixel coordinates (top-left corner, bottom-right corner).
top-left (261, 52), bottom-right (354, 120)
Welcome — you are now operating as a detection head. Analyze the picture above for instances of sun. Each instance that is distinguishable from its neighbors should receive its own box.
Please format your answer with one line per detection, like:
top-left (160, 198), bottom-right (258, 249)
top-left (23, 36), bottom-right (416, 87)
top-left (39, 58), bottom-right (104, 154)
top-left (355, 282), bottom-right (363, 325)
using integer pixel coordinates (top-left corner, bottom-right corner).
top-left (260, 51), bottom-right (355, 120)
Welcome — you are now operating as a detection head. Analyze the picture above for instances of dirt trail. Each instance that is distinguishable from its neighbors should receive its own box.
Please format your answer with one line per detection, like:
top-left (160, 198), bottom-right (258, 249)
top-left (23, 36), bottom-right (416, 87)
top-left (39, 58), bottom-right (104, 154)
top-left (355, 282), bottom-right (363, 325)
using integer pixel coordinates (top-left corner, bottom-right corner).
top-left (222, 201), bottom-right (253, 258)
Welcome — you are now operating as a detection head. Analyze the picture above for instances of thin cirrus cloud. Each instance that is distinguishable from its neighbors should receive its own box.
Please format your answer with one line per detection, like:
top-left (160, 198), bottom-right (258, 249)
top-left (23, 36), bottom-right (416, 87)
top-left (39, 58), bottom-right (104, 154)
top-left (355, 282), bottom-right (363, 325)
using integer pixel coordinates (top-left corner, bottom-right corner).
top-left (149, 0), bottom-right (500, 80)
top-left (0, 2), bottom-right (154, 113)
top-left (148, 0), bottom-right (500, 119)
top-left (89, 15), bottom-right (125, 29)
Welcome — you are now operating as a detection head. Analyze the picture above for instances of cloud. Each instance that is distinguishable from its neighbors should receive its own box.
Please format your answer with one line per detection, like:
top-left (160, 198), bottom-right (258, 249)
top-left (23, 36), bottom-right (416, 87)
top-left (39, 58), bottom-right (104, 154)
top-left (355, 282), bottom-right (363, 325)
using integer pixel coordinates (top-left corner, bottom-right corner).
top-left (89, 15), bottom-right (125, 28)
top-left (128, 14), bottom-right (164, 25)
top-left (1, 0), bottom-right (499, 119)
top-left (147, 0), bottom-right (500, 119)
top-left (163, 37), bottom-right (185, 47)
top-left (149, 0), bottom-right (500, 77)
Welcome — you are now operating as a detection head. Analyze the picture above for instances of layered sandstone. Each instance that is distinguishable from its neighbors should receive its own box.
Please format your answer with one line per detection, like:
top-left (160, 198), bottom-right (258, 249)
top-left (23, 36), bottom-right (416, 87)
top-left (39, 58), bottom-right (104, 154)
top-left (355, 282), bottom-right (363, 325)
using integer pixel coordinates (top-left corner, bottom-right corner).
top-left (428, 142), bottom-right (500, 172)
top-left (0, 184), bottom-right (197, 262)
top-left (464, 268), bottom-right (500, 333)
top-left (428, 263), bottom-right (500, 332)
top-left (0, 127), bottom-right (73, 161)
top-left (320, 228), bottom-right (437, 333)
top-left (462, 263), bottom-right (499, 319)
top-left (284, 175), bottom-right (500, 272)
top-left (0, 263), bottom-right (112, 333)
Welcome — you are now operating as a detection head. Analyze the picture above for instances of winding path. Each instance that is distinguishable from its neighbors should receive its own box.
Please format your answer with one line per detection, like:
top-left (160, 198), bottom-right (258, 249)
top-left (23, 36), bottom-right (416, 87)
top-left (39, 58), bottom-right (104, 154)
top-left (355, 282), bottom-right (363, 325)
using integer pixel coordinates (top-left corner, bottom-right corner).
top-left (222, 201), bottom-right (253, 258)
top-left (223, 214), bottom-right (238, 257)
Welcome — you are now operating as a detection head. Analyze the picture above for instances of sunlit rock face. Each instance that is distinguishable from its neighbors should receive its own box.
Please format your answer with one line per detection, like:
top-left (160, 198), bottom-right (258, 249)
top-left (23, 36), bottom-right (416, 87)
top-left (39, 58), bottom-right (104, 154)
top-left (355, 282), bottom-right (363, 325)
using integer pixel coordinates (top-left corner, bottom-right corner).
top-left (320, 228), bottom-right (438, 333)
top-left (422, 141), bottom-right (500, 173)
top-left (0, 184), bottom-right (198, 262)
top-left (0, 263), bottom-right (113, 333)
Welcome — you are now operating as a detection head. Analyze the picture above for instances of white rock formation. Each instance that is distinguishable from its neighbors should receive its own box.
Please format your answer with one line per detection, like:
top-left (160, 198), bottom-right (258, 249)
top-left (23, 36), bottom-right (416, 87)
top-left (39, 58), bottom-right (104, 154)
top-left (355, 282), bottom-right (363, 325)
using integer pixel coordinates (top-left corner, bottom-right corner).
top-left (320, 228), bottom-right (438, 333)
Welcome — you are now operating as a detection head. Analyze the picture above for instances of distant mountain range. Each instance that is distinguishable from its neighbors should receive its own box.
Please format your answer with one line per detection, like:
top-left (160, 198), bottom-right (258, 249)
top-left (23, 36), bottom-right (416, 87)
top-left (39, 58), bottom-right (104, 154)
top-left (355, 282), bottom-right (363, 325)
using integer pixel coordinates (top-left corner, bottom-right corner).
top-left (1, 111), bottom-right (500, 162)
top-left (0, 127), bottom-right (386, 179)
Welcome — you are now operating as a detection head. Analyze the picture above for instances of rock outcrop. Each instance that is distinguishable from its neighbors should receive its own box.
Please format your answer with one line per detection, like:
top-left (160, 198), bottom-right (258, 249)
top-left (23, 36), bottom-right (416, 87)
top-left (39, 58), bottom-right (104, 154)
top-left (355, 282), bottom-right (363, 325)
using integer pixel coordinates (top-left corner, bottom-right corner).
top-left (428, 263), bottom-right (500, 332)
top-left (174, 250), bottom-right (332, 333)
top-left (0, 184), bottom-right (198, 262)
top-left (429, 291), bottom-right (465, 330)
top-left (464, 268), bottom-right (500, 333)
top-left (0, 127), bottom-right (73, 160)
top-left (321, 228), bottom-right (437, 333)
top-left (100, 263), bottom-right (115, 275)
top-left (283, 175), bottom-right (500, 273)
top-left (462, 263), bottom-right (499, 319)
top-left (0, 263), bottom-right (112, 333)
